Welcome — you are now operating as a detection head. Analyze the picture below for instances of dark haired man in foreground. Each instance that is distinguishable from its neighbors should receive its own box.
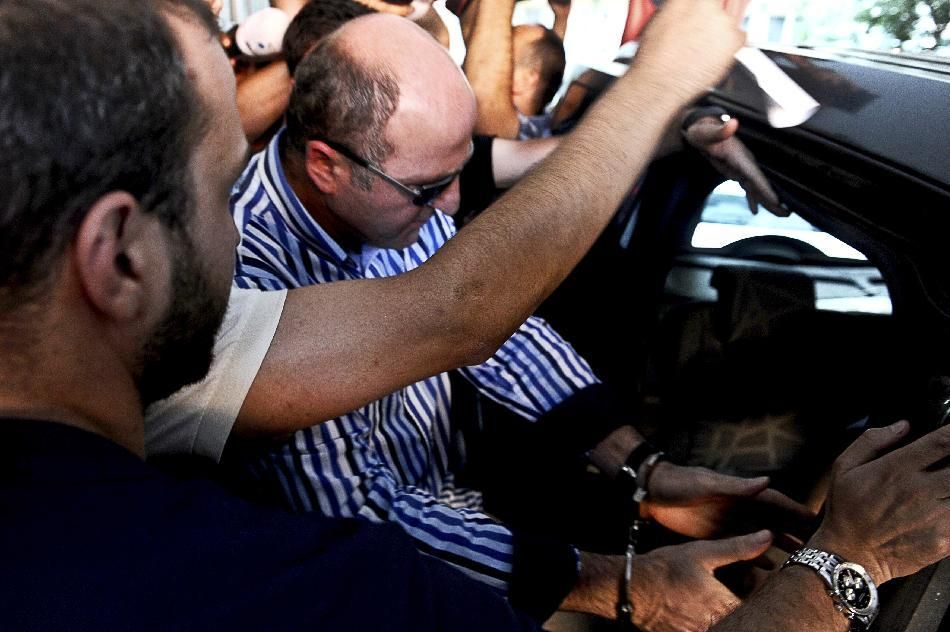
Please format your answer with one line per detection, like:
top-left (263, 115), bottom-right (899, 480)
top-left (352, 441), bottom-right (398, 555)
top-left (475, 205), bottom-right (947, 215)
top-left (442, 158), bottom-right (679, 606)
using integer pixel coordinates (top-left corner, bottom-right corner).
top-left (0, 1), bottom-right (537, 628)
top-left (1, 0), bottom-right (947, 630)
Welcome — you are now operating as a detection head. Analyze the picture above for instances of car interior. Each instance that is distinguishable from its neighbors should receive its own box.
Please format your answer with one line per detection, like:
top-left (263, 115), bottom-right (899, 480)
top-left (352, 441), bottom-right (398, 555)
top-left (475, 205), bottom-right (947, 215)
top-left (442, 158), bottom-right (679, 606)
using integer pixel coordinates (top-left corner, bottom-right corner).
top-left (460, 47), bottom-right (950, 631)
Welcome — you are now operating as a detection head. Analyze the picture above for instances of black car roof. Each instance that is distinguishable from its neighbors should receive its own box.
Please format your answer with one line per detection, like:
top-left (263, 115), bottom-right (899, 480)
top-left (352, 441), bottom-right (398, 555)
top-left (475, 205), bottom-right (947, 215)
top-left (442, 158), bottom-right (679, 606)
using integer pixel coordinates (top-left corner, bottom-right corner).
top-left (711, 47), bottom-right (950, 190)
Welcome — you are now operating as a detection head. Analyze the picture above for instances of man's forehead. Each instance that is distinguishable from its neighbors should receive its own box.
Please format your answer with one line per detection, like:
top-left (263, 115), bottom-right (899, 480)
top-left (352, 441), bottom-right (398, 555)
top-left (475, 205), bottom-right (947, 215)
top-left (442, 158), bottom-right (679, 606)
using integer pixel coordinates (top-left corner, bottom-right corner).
top-left (163, 12), bottom-right (238, 124)
top-left (162, 9), bottom-right (247, 177)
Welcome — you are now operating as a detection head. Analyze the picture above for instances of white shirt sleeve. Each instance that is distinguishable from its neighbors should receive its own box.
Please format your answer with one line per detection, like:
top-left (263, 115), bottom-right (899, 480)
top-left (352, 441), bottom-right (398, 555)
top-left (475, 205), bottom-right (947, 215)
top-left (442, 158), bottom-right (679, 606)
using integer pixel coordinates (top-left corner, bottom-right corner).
top-left (144, 287), bottom-right (287, 462)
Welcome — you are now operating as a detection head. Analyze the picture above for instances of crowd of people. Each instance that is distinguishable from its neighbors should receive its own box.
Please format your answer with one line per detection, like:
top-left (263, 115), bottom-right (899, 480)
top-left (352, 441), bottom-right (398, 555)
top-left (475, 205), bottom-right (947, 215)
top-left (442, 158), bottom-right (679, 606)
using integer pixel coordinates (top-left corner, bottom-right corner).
top-left (1, 0), bottom-right (948, 630)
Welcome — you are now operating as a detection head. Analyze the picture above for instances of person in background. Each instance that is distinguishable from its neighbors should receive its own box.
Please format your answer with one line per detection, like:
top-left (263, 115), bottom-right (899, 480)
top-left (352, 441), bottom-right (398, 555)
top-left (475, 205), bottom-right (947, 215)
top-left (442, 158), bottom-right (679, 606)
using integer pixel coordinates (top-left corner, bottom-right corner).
top-left (510, 23), bottom-right (565, 139)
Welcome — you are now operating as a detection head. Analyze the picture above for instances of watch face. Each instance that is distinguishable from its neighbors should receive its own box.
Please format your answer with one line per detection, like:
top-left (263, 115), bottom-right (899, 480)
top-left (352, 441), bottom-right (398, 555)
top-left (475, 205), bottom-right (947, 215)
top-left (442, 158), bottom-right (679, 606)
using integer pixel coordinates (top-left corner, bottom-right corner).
top-left (833, 563), bottom-right (879, 617)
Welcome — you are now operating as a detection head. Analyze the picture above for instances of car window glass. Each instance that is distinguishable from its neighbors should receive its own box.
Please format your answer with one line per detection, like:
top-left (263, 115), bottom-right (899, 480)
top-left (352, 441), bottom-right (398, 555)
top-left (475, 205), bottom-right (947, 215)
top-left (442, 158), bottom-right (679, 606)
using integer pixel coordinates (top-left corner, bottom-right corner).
top-left (691, 181), bottom-right (866, 260)
top-left (685, 180), bottom-right (892, 315)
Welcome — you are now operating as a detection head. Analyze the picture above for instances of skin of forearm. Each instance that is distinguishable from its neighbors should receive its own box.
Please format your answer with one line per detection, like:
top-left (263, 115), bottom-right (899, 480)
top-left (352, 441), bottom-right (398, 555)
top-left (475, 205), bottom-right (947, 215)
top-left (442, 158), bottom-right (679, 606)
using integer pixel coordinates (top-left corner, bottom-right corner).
top-left (588, 425), bottom-right (645, 478)
top-left (236, 61), bottom-right (291, 143)
top-left (710, 565), bottom-right (848, 632)
top-left (237, 52), bottom-right (697, 439)
top-left (236, 273), bottom-right (499, 440)
top-left (491, 136), bottom-right (560, 188)
top-left (462, 0), bottom-right (521, 137)
top-left (551, 4), bottom-right (570, 40)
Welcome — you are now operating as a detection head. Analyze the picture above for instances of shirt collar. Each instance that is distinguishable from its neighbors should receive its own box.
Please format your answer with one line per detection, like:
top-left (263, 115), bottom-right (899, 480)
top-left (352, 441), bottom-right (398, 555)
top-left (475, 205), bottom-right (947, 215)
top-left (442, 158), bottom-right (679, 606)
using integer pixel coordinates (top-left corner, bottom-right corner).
top-left (256, 129), bottom-right (349, 266)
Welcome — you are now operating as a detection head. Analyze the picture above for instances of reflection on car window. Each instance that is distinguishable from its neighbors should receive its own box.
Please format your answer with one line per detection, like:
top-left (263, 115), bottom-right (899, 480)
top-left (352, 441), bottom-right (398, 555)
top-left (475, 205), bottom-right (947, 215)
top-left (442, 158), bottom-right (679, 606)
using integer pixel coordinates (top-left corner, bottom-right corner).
top-left (691, 181), bottom-right (867, 260)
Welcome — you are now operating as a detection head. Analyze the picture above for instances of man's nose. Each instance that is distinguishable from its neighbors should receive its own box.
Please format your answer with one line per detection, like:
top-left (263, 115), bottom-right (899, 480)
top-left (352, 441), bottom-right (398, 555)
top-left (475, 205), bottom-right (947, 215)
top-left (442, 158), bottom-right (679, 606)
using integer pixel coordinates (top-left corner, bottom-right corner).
top-left (430, 176), bottom-right (461, 216)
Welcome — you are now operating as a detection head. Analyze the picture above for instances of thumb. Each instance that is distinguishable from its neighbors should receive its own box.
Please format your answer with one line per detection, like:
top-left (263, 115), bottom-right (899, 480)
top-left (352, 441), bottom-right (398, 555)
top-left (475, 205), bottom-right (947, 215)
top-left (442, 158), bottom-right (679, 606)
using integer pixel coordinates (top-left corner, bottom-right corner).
top-left (698, 530), bottom-right (773, 570)
top-left (687, 116), bottom-right (739, 147)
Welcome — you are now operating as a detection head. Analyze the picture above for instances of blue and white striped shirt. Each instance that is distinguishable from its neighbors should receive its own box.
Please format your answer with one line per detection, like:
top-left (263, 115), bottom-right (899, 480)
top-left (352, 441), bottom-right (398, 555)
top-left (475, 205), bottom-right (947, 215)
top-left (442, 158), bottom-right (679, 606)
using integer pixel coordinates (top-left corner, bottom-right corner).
top-left (231, 132), bottom-right (598, 595)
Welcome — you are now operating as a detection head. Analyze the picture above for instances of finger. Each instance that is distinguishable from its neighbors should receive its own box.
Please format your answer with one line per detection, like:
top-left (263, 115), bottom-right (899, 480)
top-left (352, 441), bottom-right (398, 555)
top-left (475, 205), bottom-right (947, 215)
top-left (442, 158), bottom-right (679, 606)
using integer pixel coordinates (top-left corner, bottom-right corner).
top-left (687, 117), bottom-right (739, 147)
top-left (697, 469), bottom-right (770, 498)
top-left (834, 420), bottom-right (910, 473)
top-left (884, 422), bottom-right (950, 471)
top-left (771, 530), bottom-right (807, 554)
top-left (934, 467), bottom-right (950, 499)
top-left (750, 489), bottom-right (818, 539)
top-left (746, 191), bottom-right (758, 215)
top-left (763, 199), bottom-right (792, 217)
top-left (692, 129), bottom-right (782, 216)
top-left (698, 530), bottom-right (773, 570)
top-left (725, 149), bottom-right (781, 211)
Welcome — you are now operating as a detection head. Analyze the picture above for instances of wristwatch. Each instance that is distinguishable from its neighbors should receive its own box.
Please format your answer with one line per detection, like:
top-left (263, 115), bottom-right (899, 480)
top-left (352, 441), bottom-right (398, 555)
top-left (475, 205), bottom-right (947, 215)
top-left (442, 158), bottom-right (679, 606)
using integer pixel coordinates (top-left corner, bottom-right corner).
top-left (784, 547), bottom-right (879, 631)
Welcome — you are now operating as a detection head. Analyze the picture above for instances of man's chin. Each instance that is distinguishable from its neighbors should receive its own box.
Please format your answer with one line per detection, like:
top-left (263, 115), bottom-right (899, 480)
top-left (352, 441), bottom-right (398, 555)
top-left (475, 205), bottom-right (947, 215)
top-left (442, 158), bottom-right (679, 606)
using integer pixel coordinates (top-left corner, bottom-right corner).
top-left (137, 249), bottom-right (230, 407)
top-left (138, 329), bottom-right (219, 407)
top-left (139, 365), bottom-right (211, 409)
top-left (371, 226), bottom-right (424, 250)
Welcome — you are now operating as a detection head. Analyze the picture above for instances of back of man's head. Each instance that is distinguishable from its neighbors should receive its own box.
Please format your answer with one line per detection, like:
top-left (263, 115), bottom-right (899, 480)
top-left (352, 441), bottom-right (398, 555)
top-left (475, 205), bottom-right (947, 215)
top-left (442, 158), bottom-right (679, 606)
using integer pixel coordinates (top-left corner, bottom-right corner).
top-left (0, 0), bottom-right (211, 317)
top-left (0, 0), bottom-right (236, 411)
top-left (513, 25), bottom-right (566, 110)
top-left (283, 0), bottom-right (375, 76)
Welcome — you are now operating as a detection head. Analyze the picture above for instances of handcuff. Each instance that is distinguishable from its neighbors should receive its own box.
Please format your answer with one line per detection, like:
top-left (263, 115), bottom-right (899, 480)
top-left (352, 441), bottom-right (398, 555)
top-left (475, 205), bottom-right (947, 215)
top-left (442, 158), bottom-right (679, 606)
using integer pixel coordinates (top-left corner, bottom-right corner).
top-left (615, 442), bottom-right (669, 628)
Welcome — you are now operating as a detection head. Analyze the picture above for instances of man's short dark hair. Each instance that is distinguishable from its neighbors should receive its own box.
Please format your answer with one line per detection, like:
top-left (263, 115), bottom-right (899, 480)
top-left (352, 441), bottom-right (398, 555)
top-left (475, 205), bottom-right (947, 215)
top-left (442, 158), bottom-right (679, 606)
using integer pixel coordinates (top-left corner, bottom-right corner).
top-left (516, 26), bottom-right (566, 108)
top-left (0, 0), bottom-right (211, 314)
top-left (532, 28), bottom-right (566, 107)
top-left (156, 0), bottom-right (220, 38)
top-left (283, 0), bottom-right (374, 76)
top-left (284, 33), bottom-right (400, 191)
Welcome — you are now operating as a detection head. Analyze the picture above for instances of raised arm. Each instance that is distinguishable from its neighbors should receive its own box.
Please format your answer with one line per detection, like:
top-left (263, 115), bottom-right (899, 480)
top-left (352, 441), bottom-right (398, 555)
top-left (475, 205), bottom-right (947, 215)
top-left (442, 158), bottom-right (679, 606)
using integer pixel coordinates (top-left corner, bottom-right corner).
top-left (491, 136), bottom-right (560, 188)
top-left (235, 61), bottom-right (291, 143)
top-left (235, 0), bottom-right (748, 439)
top-left (550, 0), bottom-right (571, 41)
top-left (462, 0), bottom-right (521, 138)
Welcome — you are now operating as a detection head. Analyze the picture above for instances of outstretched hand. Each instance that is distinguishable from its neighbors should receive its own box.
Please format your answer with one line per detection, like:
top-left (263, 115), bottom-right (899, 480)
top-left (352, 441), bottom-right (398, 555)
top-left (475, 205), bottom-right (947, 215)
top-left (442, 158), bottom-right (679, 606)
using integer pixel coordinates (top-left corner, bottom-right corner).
top-left (635, 0), bottom-right (749, 105)
top-left (641, 462), bottom-right (816, 540)
top-left (630, 531), bottom-right (773, 632)
top-left (685, 115), bottom-right (788, 217)
top-left (809, 420), bottom-right (950, 585)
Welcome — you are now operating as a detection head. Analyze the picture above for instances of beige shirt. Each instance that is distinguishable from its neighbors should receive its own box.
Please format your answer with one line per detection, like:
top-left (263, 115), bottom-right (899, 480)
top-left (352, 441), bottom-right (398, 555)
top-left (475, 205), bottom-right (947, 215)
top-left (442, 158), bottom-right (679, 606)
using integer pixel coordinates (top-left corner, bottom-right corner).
top-left (144, 288), bottom-right (286, 462)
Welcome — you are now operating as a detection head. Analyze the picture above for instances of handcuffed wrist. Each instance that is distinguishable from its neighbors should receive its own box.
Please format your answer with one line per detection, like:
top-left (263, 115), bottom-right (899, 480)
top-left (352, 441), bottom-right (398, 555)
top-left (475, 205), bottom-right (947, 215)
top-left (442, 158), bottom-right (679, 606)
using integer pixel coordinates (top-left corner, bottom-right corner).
top-left (617, 441), bottom-right (668, 505)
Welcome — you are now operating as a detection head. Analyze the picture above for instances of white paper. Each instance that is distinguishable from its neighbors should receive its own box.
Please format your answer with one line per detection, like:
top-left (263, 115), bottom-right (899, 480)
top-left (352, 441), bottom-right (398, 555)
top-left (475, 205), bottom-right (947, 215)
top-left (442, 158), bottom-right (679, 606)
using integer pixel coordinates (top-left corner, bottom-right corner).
top-left (735, 47), bottom-right (820, 128)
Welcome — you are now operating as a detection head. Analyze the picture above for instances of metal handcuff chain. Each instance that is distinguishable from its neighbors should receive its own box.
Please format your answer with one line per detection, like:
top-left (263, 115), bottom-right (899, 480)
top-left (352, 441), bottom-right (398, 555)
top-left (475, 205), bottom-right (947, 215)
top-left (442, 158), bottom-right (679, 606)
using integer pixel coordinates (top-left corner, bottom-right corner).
top-left (616, 451), bottom-right (667, 630)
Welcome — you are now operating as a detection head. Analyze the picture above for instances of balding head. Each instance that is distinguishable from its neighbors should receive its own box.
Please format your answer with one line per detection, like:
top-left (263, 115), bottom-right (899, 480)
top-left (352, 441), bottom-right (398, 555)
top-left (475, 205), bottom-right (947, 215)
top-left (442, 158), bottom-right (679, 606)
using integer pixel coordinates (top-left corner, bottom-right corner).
top-left (285, 14), bottom-right (474, 189)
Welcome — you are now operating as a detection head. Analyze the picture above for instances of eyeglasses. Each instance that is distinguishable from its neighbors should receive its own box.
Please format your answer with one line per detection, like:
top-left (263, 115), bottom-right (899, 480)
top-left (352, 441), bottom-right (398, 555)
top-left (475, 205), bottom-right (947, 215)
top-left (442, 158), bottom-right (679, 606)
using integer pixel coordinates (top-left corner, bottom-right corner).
top-left (316, 138), bottom-right (468, 208)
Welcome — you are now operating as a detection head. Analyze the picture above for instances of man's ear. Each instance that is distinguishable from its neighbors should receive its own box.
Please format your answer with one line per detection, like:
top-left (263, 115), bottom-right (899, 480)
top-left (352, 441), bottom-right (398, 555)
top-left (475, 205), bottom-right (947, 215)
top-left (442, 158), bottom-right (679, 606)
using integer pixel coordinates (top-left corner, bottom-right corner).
top-left (305, 140), bottom-right (346, 195)
top-left (72, 191), bottom-right (169, 322)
